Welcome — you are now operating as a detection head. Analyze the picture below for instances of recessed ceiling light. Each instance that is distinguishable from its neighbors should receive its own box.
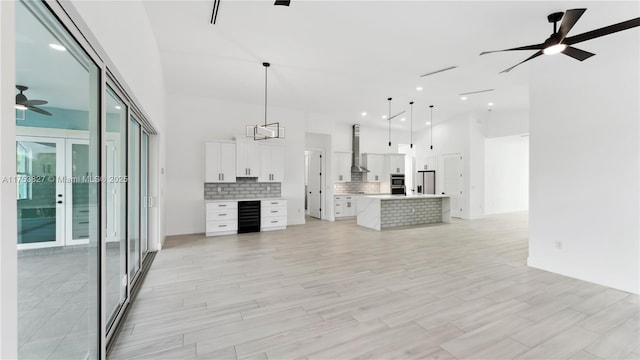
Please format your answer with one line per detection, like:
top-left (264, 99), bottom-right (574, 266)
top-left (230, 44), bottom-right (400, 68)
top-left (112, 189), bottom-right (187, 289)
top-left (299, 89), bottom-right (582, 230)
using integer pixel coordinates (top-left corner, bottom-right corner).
top-left (400, 118), bottom-right (406, 122)
top-left (115, 105), bottom-right (122, 110)
top-left (460, 96), bottom-right (467, 100)
top-left (382, 115), bottom-right (388, 119)
top-left (416, 86), bottom-right (423, 91)
top-left (488, 102), bottom-right (494, 106)
top-left (49, 43), bottom-right (66, 51)
top-left (15, 104), bottom-right (28, 110)
top-left (425, 121), bottom-right (431, 125)
top-left (361, 112), bottom-right (367, 116)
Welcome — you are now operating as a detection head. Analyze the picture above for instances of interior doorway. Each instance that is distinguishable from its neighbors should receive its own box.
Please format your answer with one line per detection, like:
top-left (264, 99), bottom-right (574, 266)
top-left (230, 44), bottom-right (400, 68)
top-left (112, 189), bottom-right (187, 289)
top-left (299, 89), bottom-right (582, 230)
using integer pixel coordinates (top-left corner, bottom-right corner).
top-left (305, 150), bottom-right (322, 219)
top-left (442, 153), bottom-right (463, 218)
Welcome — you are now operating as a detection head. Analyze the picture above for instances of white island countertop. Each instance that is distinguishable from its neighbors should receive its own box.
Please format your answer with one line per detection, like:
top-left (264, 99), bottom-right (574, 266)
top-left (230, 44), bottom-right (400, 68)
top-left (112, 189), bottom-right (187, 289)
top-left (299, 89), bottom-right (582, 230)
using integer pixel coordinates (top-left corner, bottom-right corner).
top-left (364, 194), bottom-right (449, 200)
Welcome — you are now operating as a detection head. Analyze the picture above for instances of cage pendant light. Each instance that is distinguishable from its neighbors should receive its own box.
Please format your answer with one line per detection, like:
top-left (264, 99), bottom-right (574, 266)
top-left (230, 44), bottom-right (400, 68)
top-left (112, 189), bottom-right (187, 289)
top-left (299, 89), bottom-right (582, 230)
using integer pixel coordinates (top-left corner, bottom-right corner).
top-left (253, 62), bottom-right (280, 140)
top-left (409, 101), bottom-right (414, 148)
top-left (429, 105), bottom-right (434, 150)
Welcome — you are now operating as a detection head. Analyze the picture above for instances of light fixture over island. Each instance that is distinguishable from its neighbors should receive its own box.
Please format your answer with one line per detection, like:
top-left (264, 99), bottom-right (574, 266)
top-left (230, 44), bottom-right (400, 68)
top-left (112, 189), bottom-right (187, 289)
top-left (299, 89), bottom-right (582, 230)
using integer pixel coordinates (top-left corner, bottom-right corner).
top-left (357, 194), bottom-right (451, 231)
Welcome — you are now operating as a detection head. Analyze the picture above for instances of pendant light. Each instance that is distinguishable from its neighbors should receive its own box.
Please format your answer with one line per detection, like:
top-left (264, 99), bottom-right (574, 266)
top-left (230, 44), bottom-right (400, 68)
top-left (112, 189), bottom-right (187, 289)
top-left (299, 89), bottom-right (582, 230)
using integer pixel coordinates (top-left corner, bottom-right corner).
top-left (409, 101), bottom-right (414, 148)
top-left (387, 97), bottom-right (392, 147)
top-left (253, 62), bottom-right (280, 140)
top-left (429, 105), bottom-right (434, 150)
top-left (385, 97), bottom-right (406, 147)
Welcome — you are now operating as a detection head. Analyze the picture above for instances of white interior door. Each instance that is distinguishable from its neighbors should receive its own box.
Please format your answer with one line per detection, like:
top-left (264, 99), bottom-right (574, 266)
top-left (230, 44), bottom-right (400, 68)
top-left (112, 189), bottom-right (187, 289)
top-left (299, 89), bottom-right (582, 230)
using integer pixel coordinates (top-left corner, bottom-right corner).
top-left (443, 153), bottom-right (463, 218)
top-left (16, 136), bottom-right (66, 249)
top-left (307, 150), bottom-right (322, 219)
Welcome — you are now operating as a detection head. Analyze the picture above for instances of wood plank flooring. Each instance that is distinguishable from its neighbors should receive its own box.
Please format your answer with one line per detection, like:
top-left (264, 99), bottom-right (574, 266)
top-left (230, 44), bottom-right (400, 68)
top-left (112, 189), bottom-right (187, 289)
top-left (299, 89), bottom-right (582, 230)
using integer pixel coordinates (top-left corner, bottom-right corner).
top-left (109, 213), bottom-right (639, 360)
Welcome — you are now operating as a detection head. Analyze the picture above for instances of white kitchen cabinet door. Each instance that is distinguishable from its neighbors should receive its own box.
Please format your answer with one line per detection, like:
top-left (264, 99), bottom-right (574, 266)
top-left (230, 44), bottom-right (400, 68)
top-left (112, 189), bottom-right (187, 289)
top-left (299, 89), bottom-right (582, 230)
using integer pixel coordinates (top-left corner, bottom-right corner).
top-left (205, 141), bottom-right (236, 183)
top-left (387, 154), bottom-right (405, 175)
top-left (237, 139), bottom-right (259, 177)
top-left (363, 154), bottom-right (385, 182)
top-left (335, 152), bottom-right (352, 182)
top-left (259, 144), bottom-right (284, 182)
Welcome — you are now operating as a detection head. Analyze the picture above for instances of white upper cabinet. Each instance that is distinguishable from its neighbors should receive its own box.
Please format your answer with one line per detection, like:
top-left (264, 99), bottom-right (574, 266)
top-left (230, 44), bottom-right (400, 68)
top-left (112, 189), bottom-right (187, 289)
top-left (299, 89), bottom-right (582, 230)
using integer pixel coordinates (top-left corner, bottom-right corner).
top-left (362, 153), bottom-right (385, 182)
top-left (335, 152), bottom-right (352, 183)
top-left (205, 141), bottom-right (236, 183)
top-left (259, 143), bottom-right (284, 182)
top-left (236, 138), bottom-right (260, 177)
top-left (387, 154), bottom-right (405, 175)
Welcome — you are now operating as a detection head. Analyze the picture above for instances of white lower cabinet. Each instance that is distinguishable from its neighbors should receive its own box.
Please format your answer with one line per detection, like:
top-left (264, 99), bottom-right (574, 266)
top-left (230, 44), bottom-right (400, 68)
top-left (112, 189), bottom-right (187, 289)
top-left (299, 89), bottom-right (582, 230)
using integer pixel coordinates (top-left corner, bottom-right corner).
top-left (261, 199), bottom-right (287, 231)
top-left (206, 201), bottom-right (238, 236)
top-left (335, 195), bottom-right (358, 219)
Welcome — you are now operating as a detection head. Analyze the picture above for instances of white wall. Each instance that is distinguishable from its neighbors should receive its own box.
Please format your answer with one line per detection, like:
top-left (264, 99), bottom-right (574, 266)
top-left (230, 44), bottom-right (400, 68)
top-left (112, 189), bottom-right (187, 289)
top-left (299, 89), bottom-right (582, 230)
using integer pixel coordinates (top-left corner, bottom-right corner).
top-left (485, 135), bottom-right (529, 214)
top-left (485, 108), bottom-right (529, 138)
top-left (414, 113), bottom-right (485, 219)
top-left (71, 0), bottom-right (168, 249)
top-left (165, 93), bottom-right (306, 236)
top-left (528, 29), bottom-right (639, 294)
top-left (0, 2), bottom-right (18, 357)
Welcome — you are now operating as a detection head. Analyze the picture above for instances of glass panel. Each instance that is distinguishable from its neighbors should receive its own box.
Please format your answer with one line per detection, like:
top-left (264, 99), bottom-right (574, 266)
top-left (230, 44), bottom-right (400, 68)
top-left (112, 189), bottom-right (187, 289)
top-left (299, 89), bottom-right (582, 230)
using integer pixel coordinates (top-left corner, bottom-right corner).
top-left (129, 119), bottom-right (141, 278)
top-left (71, 143), bottom-right (90, 240)
top-left (141, 132), bottom-right (149, 255)
top-left (16, 1), bottom-right (100, 358)
top-left (16, 141), bottom-right (58, 245)
top-left (105, 87), bottom-right (128, 331)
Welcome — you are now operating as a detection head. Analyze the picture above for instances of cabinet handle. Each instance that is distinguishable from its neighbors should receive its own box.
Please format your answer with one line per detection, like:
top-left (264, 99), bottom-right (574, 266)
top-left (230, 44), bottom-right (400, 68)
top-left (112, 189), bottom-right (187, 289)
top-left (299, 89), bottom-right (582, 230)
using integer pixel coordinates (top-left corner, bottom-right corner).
top-left (218, 173), bottom-right (221, 181)
top-left (271, 202), bottom-right (278, 205)
top-left (219, 214), bottom-right (226, 216)
top-left (219, 224), bottom-right (227, 228)
top-left (397, 168), bottom-right (400, 173)
top-left (248, 168), bottom-right (251, 176)
top-left (339, 175), bottom-right (343, 181)
top-left (375, 175), bottom-right (378, 181)
top-left (219, 204), bottom-right (227, 207)
top-left (271, 210), bottom-right (278, 213)
top-left (222, 173), bottom-right (224, 181)
top-left (271, 220), bottom-right (278, 223)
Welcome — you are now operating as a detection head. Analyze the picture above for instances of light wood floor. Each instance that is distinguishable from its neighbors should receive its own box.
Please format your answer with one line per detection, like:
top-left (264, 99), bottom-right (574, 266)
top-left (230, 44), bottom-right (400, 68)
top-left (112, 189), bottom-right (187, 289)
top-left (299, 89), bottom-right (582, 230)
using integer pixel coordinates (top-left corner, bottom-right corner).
top-left (110, 213), bottom-right (639, 360)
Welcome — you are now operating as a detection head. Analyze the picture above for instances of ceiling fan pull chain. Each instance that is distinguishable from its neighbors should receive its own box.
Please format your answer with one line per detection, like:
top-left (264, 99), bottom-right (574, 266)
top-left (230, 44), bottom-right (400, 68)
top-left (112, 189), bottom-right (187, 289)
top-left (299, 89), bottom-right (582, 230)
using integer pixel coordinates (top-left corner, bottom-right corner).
top-left (409, 101), bottom-right (414, 148)
top-left (388, 97), bottom-right (392, 147)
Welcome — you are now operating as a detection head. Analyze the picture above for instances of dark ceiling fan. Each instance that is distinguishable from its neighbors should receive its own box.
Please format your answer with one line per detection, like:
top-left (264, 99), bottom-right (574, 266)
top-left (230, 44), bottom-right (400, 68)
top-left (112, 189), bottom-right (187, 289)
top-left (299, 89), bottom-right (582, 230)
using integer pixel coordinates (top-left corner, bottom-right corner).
top-left (480, 9), bottom-right (640, 73)
top-left (15, 85), bottom-right (51, 116)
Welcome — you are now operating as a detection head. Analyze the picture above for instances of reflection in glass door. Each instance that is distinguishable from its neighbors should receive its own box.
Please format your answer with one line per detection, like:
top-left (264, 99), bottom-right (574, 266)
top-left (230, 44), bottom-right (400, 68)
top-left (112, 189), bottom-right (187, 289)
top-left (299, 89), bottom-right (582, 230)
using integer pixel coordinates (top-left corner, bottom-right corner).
top-left (66, 140), bottom-right (91, 245)
top-left (141, 132), bottom-right (149, 256)
top-left (105, 87), bottom-right (128, 332)
top-left (129, 118), bottom-right (141, 279)
top-left (16, 137), bottom-right (65, 249)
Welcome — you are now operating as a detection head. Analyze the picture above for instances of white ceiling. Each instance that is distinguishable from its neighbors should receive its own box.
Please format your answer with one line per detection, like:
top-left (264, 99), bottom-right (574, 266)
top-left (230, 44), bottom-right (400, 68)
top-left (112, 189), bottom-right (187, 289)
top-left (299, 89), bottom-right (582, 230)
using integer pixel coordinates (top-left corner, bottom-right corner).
top-left (143, 1), bottom-right (639, 130)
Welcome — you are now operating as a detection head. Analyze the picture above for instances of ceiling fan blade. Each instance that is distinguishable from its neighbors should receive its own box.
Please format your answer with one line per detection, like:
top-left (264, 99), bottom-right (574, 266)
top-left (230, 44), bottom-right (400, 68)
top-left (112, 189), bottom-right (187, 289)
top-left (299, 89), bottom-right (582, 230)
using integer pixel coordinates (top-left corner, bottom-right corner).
top-left (558, 8), bottom-right (586, 42)
top-left (565, 17), bottom-right (640, 45)
top-left (274, 0), bottom-right (290, 6)
top-left (480, 43), bottom-right (545, 56)
top-left (28, 106), bottom-right (52, 116)
top-left (22, 99), bottom-right (47, 106)
top-left (499, 50), bottom-right (544, 73)
top-left (388, 110), bottom-right (406, 121)
top-left (562, 46), bottom-right (595, 61)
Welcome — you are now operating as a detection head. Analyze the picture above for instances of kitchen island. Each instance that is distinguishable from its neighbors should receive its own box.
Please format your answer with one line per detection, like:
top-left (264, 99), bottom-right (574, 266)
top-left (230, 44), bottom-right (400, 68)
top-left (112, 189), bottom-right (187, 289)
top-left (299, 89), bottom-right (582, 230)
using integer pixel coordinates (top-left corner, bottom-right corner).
top-left (356, 194), bottom-right (450, 231)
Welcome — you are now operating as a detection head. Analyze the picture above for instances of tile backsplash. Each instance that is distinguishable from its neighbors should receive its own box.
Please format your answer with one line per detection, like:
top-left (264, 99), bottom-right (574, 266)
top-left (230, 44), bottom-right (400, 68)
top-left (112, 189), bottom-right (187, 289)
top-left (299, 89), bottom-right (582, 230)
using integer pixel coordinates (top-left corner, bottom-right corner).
top-left (205, 178), bottom-right (281, 200)
top-left (334, 172), bottom-right (381, 194)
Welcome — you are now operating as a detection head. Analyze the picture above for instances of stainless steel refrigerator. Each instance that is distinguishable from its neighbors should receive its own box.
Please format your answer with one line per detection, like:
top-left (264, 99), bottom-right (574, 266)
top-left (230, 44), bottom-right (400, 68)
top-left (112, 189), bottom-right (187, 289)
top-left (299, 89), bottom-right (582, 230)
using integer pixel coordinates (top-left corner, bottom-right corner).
top-left (416, 170), bottom-right (435, 194)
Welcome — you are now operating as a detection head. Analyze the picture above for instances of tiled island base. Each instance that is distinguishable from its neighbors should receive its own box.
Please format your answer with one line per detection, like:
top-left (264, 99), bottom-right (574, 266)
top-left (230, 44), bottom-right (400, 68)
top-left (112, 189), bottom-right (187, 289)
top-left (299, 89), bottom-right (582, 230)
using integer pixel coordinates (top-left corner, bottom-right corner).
top-left (357, 195), bottom-right (451, 231)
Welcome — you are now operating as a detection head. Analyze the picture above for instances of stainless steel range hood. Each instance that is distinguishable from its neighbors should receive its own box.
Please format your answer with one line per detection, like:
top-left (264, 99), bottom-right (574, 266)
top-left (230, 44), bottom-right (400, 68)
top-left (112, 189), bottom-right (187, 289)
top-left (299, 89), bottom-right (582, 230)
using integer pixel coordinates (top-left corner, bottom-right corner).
top-left (351, 124), bottom-right (369, 173)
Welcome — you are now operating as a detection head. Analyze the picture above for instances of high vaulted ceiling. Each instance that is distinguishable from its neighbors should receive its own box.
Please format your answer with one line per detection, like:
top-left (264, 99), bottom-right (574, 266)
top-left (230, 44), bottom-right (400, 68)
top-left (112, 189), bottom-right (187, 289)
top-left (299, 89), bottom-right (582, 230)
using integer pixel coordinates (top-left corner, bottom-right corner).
top-left (144, 1), bottom-right (638, 130)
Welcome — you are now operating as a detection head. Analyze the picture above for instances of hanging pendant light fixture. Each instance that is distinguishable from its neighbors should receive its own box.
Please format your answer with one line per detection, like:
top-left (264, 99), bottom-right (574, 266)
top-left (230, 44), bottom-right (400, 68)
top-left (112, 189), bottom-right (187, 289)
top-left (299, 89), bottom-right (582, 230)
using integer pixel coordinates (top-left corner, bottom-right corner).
top-left (409, 101), bottom-right (414, 148)
top-left (253, 62), bottom-right (280, 140)
top-left (386, 97), bottom-right (406, 147)
top-left (429, 105), bottom-right (434, 150)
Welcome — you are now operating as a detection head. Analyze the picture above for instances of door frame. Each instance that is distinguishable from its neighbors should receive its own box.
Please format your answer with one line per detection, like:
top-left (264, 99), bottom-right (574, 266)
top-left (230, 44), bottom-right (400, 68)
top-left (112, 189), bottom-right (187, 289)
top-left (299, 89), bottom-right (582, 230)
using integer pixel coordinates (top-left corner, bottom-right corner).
top-left (305, 148), bottom-right (325, 220)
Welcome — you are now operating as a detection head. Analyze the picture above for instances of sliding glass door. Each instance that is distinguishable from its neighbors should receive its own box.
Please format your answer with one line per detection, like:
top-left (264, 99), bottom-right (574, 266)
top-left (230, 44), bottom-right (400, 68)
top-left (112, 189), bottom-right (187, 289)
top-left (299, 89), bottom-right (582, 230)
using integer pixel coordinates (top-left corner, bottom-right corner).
top-left (16, 1), bottom-right (100, 358)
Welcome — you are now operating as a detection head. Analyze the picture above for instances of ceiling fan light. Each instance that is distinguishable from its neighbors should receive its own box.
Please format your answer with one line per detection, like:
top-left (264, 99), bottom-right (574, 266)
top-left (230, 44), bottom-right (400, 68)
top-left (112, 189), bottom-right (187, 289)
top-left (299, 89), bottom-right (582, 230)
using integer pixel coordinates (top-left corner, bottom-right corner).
top-left (543, 43), bottom-right (567, 55)
top-left (15, 104), bottom-right (28, 110)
